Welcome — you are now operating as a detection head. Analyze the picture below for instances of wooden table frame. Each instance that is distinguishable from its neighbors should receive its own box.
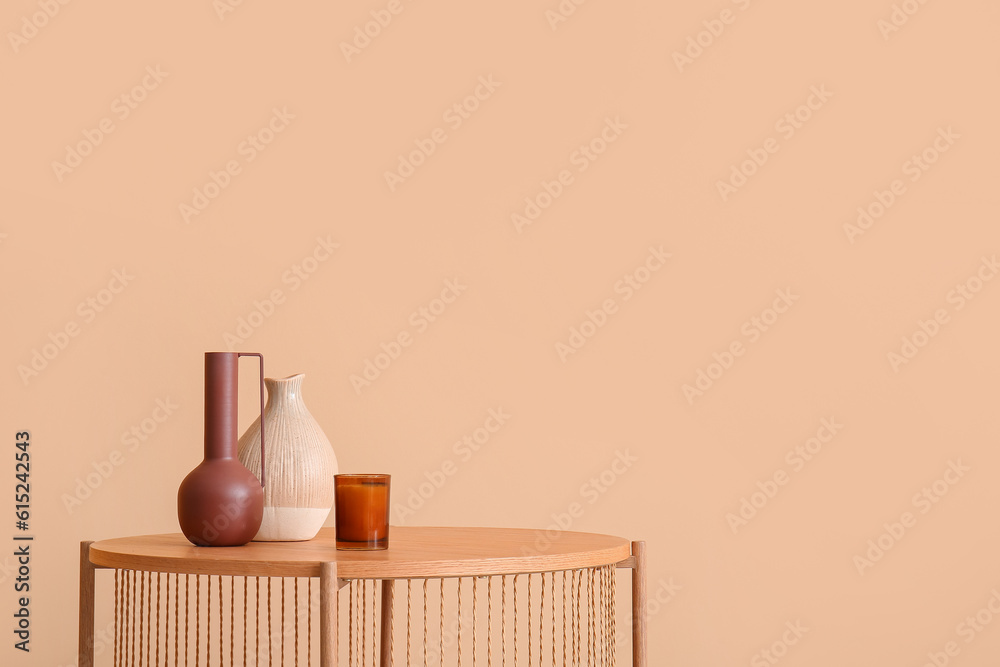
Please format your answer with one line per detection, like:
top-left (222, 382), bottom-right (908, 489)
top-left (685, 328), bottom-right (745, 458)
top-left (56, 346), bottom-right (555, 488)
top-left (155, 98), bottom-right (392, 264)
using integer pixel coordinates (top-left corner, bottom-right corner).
top-left (79, 527), bottom-right (647, 667)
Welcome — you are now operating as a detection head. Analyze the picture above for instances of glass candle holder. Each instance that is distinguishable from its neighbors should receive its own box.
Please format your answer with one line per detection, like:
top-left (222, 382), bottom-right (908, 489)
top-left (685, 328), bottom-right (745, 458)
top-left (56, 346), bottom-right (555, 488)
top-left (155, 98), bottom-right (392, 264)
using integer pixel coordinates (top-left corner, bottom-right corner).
top-left (334, 474), bottom-right (390, 550)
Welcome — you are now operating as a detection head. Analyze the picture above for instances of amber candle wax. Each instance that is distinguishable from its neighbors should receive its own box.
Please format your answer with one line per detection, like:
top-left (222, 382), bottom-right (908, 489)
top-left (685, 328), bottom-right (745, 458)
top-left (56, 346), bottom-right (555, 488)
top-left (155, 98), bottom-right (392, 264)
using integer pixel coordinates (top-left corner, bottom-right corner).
top-left (334, 474), bottom-right (390, 550)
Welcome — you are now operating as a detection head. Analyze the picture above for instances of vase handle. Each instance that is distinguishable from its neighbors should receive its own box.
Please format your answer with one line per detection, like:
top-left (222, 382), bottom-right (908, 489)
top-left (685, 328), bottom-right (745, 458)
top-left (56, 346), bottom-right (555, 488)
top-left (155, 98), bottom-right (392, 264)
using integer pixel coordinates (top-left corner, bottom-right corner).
top-left (238, 352), bottom-right (266, 488)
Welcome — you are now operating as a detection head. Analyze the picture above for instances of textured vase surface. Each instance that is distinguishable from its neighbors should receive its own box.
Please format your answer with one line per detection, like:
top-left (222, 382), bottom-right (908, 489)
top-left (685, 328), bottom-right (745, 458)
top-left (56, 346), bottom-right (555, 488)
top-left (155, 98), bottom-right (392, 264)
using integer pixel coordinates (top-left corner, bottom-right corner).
top-left (237, 374), bottom-right (337, 541)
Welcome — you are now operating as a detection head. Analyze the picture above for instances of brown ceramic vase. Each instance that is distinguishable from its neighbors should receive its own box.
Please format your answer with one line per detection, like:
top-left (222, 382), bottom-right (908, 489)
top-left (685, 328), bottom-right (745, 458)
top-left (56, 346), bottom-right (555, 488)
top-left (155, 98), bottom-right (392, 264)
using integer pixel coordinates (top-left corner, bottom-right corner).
top-left (177, 352), bottom-right (266, 547)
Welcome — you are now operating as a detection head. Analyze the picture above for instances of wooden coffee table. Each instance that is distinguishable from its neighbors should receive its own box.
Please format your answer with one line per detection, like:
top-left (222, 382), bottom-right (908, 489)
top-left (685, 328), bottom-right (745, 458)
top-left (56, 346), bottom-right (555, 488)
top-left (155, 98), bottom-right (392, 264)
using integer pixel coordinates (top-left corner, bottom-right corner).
top-left (80, 526), bottom-right (646, 666)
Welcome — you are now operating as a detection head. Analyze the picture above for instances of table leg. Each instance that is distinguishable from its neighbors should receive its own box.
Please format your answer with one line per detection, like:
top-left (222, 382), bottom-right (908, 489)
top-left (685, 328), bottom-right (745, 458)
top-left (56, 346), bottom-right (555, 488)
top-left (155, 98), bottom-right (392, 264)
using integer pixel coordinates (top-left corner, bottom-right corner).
top-left (631, 541), bottom-right (647, 667)
top-left (321, 563), bottom-right (339, 667)
top-left (78, 541), bottom-right (96, 667)
top-left (380, 580), bottom-right (394, 667)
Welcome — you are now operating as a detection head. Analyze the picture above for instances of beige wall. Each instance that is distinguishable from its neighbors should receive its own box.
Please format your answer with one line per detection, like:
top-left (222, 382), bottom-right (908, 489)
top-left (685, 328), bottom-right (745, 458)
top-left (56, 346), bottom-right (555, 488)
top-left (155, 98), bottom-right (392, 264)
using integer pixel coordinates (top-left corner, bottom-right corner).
top-left (3, 0), bottom-right (999, 664)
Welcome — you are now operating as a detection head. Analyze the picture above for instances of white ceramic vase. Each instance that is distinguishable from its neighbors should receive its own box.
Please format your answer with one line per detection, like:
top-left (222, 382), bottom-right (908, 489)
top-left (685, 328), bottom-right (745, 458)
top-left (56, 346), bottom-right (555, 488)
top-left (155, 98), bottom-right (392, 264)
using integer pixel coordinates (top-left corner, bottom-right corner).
top-left (237, 374), bottom-right (338, 541)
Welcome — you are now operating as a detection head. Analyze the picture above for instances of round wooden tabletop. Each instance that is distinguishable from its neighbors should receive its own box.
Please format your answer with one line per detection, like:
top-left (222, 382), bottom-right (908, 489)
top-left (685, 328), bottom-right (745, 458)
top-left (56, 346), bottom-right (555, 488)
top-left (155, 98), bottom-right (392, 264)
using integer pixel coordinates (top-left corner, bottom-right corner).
top-left (88, 526), bottom-right (633, 579)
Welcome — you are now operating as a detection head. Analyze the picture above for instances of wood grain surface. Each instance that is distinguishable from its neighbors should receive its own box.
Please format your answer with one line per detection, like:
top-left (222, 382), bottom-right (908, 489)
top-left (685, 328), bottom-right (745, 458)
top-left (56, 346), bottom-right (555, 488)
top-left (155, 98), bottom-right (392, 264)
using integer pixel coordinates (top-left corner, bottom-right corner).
top-left (89, 526), bottom-right (633, 579)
